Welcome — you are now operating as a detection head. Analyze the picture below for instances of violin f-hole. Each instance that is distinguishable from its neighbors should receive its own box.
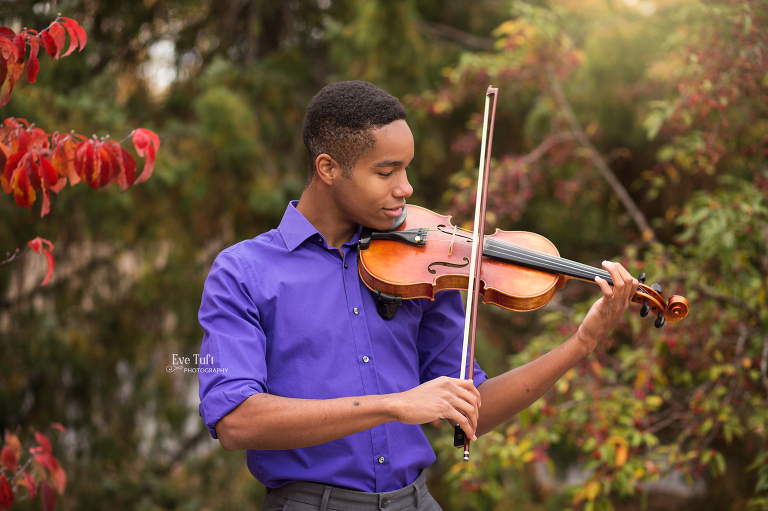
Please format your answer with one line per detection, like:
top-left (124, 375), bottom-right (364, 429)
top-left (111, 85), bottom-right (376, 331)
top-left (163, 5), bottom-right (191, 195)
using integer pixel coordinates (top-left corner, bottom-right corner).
top-left (427, 257), bottom-right (470, 274)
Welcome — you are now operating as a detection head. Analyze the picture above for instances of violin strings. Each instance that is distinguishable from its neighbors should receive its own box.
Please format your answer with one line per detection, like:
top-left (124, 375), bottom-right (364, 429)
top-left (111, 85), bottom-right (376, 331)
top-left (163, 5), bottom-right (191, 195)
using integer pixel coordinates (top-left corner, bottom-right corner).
top-left (417, 230), bottom-right (614, 284)
top-left (418, 229), bottom-right (608, 279)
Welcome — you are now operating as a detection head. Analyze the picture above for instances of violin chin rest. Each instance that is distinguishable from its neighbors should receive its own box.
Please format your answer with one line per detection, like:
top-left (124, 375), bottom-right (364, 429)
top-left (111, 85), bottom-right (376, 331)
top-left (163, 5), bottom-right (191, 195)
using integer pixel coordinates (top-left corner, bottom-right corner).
top-left (389, 205), bottom-right (408, 231)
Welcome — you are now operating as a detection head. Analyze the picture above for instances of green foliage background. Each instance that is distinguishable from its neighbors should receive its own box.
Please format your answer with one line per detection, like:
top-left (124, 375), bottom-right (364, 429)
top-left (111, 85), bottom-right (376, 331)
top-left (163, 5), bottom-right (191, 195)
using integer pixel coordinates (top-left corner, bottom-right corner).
top-left (1, 0), bottom-right (766, 510)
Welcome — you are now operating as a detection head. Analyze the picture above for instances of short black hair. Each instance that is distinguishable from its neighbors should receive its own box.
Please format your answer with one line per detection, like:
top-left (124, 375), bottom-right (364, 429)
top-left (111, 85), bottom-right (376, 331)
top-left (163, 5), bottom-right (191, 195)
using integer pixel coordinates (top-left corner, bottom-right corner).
top-left (302, 81), bottom-right (407, 184)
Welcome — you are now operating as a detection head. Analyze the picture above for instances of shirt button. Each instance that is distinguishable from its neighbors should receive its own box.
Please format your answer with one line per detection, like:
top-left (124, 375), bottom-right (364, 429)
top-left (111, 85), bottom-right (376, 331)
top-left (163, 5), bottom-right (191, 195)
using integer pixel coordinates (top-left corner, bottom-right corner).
top-left (378, 456), bottom-right (385, 464)
top-left (344, 263), bottom-right (348, 269)
top-left (363, 356), bottom-right (370, 363)
top-left (353, 308), bottom-right (359, 315)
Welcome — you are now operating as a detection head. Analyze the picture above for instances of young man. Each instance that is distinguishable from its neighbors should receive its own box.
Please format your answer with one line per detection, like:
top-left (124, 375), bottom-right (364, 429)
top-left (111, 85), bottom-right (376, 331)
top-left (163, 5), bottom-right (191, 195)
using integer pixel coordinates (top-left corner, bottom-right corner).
top-left (198, 80), bottom-right (638, 510)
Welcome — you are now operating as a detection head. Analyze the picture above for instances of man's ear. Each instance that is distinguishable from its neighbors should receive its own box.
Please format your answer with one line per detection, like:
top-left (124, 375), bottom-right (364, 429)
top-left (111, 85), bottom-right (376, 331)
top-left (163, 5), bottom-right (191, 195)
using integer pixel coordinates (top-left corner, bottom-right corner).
top-left (315, 154), bottom-right (339, 186)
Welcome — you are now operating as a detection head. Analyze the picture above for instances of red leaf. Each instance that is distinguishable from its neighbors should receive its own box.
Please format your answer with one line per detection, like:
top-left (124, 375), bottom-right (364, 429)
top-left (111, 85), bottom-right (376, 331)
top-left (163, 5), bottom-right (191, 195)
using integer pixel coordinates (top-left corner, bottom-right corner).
top-left (51, 423), bottom-right (67, 434)
top-left (0, 37), bottom-right (17, 62)
top-left (59, 18), bottom-right (87, 51)
top-left (48, 22), bottom-right (66, 59)
top-left (40, 31), bottom-right (56, 59)
top-left (28, 34), bottom-right (40, 59)
top-left (50, 176), bottom-right (66, 193)
top-left (40, 480), bottom-right (55, 511)
top-left (3, 150), bottom-right (24, 183)
top-left (75, 25), bottom-right (87, 51)
top-left (39, 156), bottom-right (58, 187)
top-left (59, 19), bottom-right (81, 56)
top-left (40, 183), bottom-right (51, 217)
top-left (0, 445), bottom-right (16, 472)
top-left (41, 247), bottom-right (55, 285)
top-left (0, 27), bottom-right (15, 40)
top-left (25, 151), bottom-right (41, 189)
top-left (52, 465), bottom-right (66, 494)
top-left (26, 53), bottom-right (39, 82)
top-left (134, 143), bottom-right (155, 184)
top-left (13, 34), bottom-right (24, 64)
top-left (28, 237), bottom-right (55, 282)
top-left (23, 471), bottom-right (37, 499)
top-left (52, 136), bottom-right (78, 184)
top-left (34, 432), bottom-right (53, 454)
top-left (97, 144), bottom-right (112, 187)
top-left (10, 157), bottom-right (35, 208)
top-left (15, 128), bottom-right (30, 152)
top-left (76, 140), bottom-right (101, 188)
top-left (115, 145), bottom-right (137, 191)
top-left (0, 55), bottom-right (14, 109)
top-left (0, 474), bottom-right (13, 510)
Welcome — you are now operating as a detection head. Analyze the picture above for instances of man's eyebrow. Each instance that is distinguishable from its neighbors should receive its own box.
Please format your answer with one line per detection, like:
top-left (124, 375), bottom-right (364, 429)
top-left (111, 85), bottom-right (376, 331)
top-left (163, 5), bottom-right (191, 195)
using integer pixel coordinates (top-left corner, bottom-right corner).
top-left (372, 158), bottom-right (414, 168)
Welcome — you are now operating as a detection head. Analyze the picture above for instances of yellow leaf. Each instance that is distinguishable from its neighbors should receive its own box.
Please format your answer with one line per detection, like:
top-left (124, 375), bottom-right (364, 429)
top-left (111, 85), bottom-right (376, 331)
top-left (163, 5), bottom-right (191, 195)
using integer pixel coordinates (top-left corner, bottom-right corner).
top-left (634, 368), bottom-right (646, 389)
top-left (615, 445), bottom-right (628, 466)
top-left (646, 395), bottom-right (663, 407)
top-left (585, 480), bottom-right (601, 501)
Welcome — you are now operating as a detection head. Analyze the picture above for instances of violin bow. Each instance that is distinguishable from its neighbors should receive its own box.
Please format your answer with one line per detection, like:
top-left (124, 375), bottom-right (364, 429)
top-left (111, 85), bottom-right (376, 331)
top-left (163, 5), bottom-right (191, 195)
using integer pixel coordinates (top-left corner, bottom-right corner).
top-left (455, 85), bottom-right (499, 461)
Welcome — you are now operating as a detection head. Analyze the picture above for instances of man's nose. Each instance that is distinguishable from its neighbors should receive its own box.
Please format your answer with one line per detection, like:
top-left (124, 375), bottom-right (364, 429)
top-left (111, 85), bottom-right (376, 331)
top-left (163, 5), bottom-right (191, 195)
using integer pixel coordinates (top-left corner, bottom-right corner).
top-left (393, 171), bottom-right (413, 198)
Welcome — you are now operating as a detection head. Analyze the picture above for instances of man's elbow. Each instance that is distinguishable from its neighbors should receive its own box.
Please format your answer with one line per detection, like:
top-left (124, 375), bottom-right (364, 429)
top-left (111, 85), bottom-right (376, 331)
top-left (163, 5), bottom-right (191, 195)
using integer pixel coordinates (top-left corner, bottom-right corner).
top-left (215, 397), bottom-right (266, 451)
top-left (215, 415), bottom-right (248, 451)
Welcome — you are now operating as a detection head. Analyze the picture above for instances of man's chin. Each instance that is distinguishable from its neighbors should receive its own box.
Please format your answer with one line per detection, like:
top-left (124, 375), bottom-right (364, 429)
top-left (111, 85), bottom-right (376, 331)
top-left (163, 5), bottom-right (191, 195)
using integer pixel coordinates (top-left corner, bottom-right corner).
top-left (361, 216), bottom-right (397, 232)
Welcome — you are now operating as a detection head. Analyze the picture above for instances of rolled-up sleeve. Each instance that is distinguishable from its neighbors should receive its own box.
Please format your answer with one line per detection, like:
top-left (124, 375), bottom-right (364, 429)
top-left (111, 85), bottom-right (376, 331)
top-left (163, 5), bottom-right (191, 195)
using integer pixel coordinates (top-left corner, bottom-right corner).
top-left (198, 249), bottom-right (267, 439)
top-left (417, 290), bottom-right (487, 389)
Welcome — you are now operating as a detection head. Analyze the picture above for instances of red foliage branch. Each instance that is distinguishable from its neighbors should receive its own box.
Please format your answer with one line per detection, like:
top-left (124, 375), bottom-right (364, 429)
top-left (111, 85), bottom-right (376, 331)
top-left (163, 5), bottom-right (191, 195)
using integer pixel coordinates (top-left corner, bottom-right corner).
top-left (0, 119), bottom-right (160, 217)
top-left (0, 16), bottom-right (86, 108)
top-left (1, 426), bottom-right (66, 511)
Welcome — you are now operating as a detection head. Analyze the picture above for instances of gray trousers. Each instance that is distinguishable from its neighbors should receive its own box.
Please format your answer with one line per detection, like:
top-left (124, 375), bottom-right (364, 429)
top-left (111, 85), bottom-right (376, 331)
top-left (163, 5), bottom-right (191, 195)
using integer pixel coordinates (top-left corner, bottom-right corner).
top-left (262, 471), bottom-right (443, 511)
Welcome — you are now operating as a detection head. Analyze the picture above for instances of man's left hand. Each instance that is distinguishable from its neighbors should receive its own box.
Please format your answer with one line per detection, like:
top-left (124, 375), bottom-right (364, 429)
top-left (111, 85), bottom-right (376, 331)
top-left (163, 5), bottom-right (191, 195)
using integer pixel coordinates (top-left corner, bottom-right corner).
top-left (575, 261), bottom-right (638, 354)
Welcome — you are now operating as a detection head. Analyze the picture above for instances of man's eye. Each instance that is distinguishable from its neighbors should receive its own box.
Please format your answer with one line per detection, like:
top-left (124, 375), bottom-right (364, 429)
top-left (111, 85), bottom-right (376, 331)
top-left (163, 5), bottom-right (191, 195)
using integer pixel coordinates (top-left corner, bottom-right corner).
top-left (379, 172), bottom-right (393, 177)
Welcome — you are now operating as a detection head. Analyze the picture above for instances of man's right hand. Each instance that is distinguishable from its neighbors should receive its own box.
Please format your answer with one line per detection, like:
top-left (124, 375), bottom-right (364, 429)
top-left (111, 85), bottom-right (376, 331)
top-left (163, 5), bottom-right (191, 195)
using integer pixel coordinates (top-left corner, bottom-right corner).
top-left (390, 376), bottom-right (481, 441)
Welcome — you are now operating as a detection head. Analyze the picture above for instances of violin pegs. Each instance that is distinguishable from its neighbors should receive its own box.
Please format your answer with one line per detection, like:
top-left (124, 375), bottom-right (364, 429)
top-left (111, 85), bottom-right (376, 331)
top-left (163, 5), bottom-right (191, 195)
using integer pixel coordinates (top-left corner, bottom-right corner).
top-left (651, 283), bottom-right (663, 294)
top-left (654, 312), bottom-right (666, 328)
top-left (638, 273), bottom-right (647, 284)
top-left (640, 301), bottom-right (650, 318)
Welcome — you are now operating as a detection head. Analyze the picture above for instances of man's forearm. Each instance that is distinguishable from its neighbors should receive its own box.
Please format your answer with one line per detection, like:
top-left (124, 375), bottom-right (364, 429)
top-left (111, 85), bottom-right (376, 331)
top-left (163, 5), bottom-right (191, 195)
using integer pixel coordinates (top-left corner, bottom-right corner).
top-left (476, 333), bottom-right (590, 436)
top-left (216, 393), bottom-right (398, 450)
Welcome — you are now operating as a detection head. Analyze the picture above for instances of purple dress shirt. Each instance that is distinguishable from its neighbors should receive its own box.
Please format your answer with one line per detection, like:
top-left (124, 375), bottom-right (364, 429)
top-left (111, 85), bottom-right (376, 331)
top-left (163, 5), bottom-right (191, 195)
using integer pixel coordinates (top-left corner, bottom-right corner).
top-left (198, 200), bottom-right (487, 492)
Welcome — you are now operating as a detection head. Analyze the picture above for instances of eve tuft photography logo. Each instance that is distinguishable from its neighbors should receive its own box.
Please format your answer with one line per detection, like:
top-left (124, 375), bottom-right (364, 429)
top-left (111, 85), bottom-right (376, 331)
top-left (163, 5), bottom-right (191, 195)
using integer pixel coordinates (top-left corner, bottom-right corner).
top-left (166, 353), bottom-right (228, 374)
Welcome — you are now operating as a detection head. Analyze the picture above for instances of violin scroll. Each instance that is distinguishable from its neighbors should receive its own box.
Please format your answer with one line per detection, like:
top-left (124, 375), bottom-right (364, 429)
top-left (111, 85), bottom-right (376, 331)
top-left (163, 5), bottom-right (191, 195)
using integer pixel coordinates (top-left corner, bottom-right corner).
top-left (631, 274), bottom-right (689, 327)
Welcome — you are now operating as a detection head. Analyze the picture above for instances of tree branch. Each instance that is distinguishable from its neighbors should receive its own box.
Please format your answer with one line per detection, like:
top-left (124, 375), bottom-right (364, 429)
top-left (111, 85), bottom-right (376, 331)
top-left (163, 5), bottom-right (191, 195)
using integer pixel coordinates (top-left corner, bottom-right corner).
top-left (546, 65), bottom-right (657, 244)
top-left (692, 281), bottom-right (759, 318)
top-left (418, 21), bottom-right (495, 51)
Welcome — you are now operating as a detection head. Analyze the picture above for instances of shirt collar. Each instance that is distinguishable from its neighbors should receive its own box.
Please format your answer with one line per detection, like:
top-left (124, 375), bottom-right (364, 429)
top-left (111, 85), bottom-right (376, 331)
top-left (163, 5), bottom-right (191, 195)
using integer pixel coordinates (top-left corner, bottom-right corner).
top-left (278, 200), bottom-right (363, 252)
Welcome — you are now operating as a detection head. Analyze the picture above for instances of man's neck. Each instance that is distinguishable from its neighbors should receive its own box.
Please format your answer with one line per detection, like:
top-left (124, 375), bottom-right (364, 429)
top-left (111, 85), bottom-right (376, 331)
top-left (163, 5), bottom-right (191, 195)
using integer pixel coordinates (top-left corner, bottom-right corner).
top-left (296, 185), bottom-right (357, 251)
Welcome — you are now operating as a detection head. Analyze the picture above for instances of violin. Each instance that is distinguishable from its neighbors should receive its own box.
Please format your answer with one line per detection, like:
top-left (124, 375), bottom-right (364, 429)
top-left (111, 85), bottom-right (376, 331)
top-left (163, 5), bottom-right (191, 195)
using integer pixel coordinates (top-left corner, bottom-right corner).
top-left (358, 205), bottom-right (690, 326)
top-left (358, 205), bottom-right (689, 328)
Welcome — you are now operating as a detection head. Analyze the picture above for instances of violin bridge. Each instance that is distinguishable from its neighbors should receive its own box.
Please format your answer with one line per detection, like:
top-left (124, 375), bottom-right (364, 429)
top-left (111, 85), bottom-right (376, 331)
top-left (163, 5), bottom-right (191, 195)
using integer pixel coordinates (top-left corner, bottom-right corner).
top-left (449, 225), bottom-right (457, 255)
